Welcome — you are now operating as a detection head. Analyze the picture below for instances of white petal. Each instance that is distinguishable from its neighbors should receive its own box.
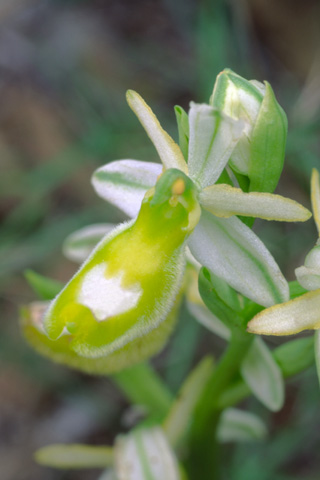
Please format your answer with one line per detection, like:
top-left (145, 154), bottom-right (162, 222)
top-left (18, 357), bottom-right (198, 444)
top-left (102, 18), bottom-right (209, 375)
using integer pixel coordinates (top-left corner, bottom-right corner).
top-left (92, 159), bottom-right (162, 217)
top-left (217, 408), bottom-right (267, 443)
top-left (188, 103), bottom-right (244, 188)
top-left (200, 184), bottom-right (311, 222)
top-left (241, 338), bottom-right (284, 411)
top-left (63, 224), bottom-right (116, 263)
top-left (248, 289), bottom-right (320, 335)
top-left (188, 210), bottom-right (289, 307)
top-left (126, 90), bottom-right (188, 173)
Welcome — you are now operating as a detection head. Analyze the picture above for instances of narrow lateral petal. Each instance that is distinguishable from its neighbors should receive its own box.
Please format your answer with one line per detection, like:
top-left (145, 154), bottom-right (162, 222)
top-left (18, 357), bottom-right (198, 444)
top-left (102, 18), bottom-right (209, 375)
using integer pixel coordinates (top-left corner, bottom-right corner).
top-left (200, 184), bottom-right (311, 221)
top-left (188, 103), bottom-right (244, 188)
top-left (188, 210), bottom-right (289, 307)
top-left (311, 168), bottom-right (320, 235)
top-left (63, 223), bottom-right (116, 263)
top-left (126, 90), bottom-right (188, 173)
top-left (241, 338), bottom-right (284, 411)
top-left (248, 289), bottom-right (320, 335)
top-left (92, 159), bottom-right (162, 217)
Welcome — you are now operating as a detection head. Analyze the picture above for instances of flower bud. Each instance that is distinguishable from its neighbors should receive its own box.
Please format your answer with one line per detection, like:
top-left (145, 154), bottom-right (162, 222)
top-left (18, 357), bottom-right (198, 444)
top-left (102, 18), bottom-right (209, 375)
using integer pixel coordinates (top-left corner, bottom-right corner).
top-left (40, 169), bottom-right (200, 370)
top-left (210, 69), bottom-right (287, 193)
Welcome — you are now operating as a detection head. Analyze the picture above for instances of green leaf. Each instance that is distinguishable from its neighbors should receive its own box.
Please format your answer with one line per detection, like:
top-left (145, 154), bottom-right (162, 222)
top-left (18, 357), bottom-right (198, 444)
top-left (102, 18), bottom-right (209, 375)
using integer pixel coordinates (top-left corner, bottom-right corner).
top-left (289, 280), bottom-right (308, 299)
top-left (163, 356), bottom-right (214, 447)
top-left (24, 269), bottom-right (63, 300)
top-left (217, 408), bottom-right (267, 443)
top-left (249, 82), bottom-right (287, 193)
top-left (274, 336), bottom-right (315, 377)
top-left (174, 105), bottom-right (189, 161)
top-left (198, 267), bottom-right (240, 330)
top-left (35, 444), bottom-right (113, 469)
top-left (112, 363), bottom-right (173, 419)
top-left (241, 338), bottom-right (284, 411)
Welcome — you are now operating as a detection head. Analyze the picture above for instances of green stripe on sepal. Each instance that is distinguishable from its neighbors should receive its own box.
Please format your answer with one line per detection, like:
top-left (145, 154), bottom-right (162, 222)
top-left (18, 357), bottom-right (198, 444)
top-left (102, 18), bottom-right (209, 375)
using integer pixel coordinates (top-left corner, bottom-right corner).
top-left (249, 82), bottom-right (287, 193)
top-left (35, 444), bottom-right (113, 469)
top-left (92, 160), bottom-right (162, 218)
top-left (188, 210), bottom-right (289, 308)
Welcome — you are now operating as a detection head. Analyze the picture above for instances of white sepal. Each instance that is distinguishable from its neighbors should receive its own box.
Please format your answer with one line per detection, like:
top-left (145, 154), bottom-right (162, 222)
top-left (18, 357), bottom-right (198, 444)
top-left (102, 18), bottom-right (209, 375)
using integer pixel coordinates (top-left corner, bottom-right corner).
top-left (126, 90), bottom-right (188, 174)
top-left (188, 103), bottom-right (244, 188)
top-left (92, 159), bottom-right (162, 217)
top-left (248, 289), bottom-right (320, 335)
top-left (241, 338), bottom-right (284, 411)
top-left (188, 210), bottom-right (289, 307)
top-left (63, 223), bottom-right (116, 263)
top-left (200, 184), bottom-right (311, 222)
top-left (217, 408), bottom-right (267, 443)
top-left (114, 427), bottom-right (180, 480)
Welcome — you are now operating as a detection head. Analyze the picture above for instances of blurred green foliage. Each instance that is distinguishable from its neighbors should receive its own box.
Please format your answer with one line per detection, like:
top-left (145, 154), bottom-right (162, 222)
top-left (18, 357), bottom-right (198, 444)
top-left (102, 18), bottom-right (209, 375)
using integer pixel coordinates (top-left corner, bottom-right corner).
top-left (0, 0), bottom-right (319, 479)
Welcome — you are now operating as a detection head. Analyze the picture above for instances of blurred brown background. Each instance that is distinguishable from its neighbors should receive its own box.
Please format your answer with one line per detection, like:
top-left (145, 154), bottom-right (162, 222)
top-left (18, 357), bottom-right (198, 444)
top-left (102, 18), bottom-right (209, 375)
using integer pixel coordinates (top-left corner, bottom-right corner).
top-left (0, 1), bottom-right (320, 479)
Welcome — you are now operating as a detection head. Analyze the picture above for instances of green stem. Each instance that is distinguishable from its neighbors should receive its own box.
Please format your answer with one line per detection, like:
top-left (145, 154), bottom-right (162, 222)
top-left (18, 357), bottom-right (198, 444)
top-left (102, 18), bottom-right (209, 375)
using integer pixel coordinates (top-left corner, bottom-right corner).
top-left (112, 362), bottom-right (173, 420)
top-left (187, 329), bottom-right (253, 480)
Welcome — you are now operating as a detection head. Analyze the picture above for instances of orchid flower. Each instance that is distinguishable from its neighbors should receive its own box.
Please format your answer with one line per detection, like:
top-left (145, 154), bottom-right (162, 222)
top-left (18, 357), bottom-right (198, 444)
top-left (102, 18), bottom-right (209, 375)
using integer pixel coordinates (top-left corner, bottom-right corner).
top-left (23, 70), bottom-right (311, 375)
top-left (92, 78), bottom-right (310, 309)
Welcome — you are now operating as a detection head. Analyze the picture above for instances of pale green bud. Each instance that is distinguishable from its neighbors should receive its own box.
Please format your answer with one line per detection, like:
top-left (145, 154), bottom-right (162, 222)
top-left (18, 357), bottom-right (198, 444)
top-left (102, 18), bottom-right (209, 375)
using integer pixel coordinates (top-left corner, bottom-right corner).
top-left (210, 69), bottom-right (287, 192)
